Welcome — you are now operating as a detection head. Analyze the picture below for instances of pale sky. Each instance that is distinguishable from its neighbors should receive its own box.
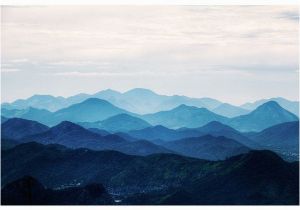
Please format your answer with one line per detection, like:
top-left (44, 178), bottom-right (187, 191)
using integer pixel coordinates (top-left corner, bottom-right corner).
top-left (1, 6), bottom-right (299, 105)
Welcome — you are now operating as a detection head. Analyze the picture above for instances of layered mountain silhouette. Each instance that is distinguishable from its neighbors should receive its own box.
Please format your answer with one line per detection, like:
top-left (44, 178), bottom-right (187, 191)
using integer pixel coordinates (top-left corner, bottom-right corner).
top-left (163, 135), bottom-right (250, 160)
top-left (183, 121), bottom-right (260, 148)
top-left (1, 88), bottom-right (223, 114)
top-left (127, 125), bottom-right (201, 142)
top-left (4, 120), bottom-right (172, 156)
top-left (1, 107), bottom-right (53, 125)
top-left (2, 142), bottom-right (298, 205)
top-left (50, 98), bottom-right (131, 125)
top-left (2, 118), bottom-right (49, 140)
top-left (241, 97), bottom-right (299, 116)
top-left (1, 176), bottom-right (113, 205)
top-left (228, 101), bottom-right (298, 132)
top-left (79, 113), bottom-right (151, 132)
top-left (142, 104), bottom-right (228, 129)
top-left (245, 121), bottom-right (299, 160)
top-left (1, 88), bottom-right (299, 205)
top-left (212, 103), bottom-right (250, 117)
top-left (123, 150), bottom-right (299, 205)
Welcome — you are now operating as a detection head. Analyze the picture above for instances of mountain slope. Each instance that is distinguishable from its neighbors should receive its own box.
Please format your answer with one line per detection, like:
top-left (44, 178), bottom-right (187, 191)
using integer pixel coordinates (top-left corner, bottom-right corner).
top-left (79, 114), bottom-right (151, 132)
top-left (1, 107), bottom-right (53, 125)
top-left (191, 121), bottom-right (259, 148)
top-left (18, 121), bottom-right (171, 156)
top-left (51, 98), bottom-right (132, 125)
top-left (142, 104), bottom-right (228, 129)
top-left (212, 103), bottom-right (250, 117)
top-left (1, 176), bottom-right (113, 205)
top-left (1, 118), bottom-right (49, 140)
top-left (127, 125), bottom-right (201, 142)
top-left (124, 150), bottom-right (299, 205)
top-left (229, 101), bottom-right (298, 132)
top-left (246, 121), bottom-right (299, 160)
top-left (2, 143), bottom-right (298, 205)
top-left (241, 97), bottom-right (299, 116)
top-left (2, 88), bottom-right (223, 115)
top-left (163, 135), bottom-right (250, 160)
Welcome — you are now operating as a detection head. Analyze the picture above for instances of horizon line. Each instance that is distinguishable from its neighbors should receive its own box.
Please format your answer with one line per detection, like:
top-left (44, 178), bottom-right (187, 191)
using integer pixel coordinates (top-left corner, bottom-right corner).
top-left (1, 87), bottom-right (299, 106)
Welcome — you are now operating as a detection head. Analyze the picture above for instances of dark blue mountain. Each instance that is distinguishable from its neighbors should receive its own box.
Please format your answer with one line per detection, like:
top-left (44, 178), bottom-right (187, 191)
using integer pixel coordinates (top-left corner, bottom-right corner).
top-left (128, 125), bottom-right (201, 142)
top-left (142, 104), bottom-right (228, 129)
top-left (3, 143), bottom-right (297, 205)
top-left (246, 121), bottom-right (299, 160)
top-left (192, 121), bottom-right (259, 148)
top-left (79, 113), bottom-right (151, 132)
top-left (19, 121), bottom-right (171, 156)
top-left (22, 121), bottom-right (114, 149)
top-left (88, 128), bottom-right (111, 136)
top-left (1, 176), bottom-right (113, 205)
top-left (1, 116), bottom-right (9, 123)
top-left (1, 118), bottom-right (49, 140)
top-left (163, 135), bottom-right (250, 160)
top-left (229, 101), bottom-right (298, 132)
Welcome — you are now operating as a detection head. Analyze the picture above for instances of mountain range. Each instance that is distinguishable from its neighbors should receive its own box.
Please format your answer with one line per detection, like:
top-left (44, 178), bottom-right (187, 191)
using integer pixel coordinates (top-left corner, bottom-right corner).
top-left (1, 176), bottom-right (113, 205)
top-left (2, 142), bottom-right (298, 205)
top-left (1, 88), bottom-right (299, 205)
top-left (3, 88), bottom-right (298, 116)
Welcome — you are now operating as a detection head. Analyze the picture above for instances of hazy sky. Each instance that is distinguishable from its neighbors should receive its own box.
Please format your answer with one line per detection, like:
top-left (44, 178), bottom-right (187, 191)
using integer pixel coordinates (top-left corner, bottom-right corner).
top-left (1, 6), bottom-right (299, 105)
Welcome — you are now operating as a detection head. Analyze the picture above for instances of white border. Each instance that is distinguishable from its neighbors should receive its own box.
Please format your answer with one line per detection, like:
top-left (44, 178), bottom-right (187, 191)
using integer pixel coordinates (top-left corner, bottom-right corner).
top-left (0, 0), bottom-right (299, 5)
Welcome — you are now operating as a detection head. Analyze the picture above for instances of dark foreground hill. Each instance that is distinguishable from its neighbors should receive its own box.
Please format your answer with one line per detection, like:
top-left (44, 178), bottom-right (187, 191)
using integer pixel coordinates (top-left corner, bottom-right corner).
top-left (1, 176), bottom-right (113, 205)
top-left (2, 142), bottom-right (298, 205)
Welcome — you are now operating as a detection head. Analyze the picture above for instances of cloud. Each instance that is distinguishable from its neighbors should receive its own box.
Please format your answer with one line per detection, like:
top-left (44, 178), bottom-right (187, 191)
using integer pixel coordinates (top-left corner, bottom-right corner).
top-left (1, 68), bottom-right (22, 73)
top-left (1, 6), bottom-right (299, 103)
top-left (278, 11), bottom-right (299, 21)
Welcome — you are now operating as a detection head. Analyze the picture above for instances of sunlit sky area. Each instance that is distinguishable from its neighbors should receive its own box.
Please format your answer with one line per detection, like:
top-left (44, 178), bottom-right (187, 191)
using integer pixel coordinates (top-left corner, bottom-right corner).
top-left (1, 6), bottom-right (299, 105)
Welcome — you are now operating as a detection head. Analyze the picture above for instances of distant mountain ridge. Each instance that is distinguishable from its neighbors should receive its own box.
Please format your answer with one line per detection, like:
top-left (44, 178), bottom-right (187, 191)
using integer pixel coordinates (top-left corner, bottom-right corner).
top-left (240, 97), bottom-right (299, 116)
top-left (2, 89), bottom-right (298, 117)
top-left (79, 113), bottom-right (151, 132)
top-left (229, 101), bottom-right (298, 132)
top-left (2, 119), bottom-right (173, 157)
top-left (141, 104), bottom-right (228, 129)
top-left (1, 88), bottom-right (223, 114)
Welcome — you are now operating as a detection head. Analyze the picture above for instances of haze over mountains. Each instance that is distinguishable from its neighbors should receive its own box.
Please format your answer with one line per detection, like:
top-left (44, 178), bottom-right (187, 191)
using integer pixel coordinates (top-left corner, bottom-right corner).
top-left (2, 88), bottom-right (299, 116)
top-left (1, 88), bottom-right (299, 205)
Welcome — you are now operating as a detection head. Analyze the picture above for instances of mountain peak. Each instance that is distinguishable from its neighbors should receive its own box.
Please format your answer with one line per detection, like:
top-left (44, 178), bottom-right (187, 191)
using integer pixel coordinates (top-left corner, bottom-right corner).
top-left (52, 121), bottom-right (84, 131)
top-left (258, 101), bottom-right (281, 109)
top-left (124, 88), bottom-right (157, 96)
top-left (82, 98), bottom-right (111, 105)
top-left (95, 89), bottom-right (121, 95)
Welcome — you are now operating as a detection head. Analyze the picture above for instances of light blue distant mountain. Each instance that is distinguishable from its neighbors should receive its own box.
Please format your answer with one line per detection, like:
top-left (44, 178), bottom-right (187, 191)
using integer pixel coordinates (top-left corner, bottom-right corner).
top-left (1, 107), bottom-right (53, 125)
top-left (1, 98), bottom-right (132, 126)
top-left (229, 101), bottom-right (298, 132)
top-left (141, 104), bottom-right (228, 129)
top-left (1, 95), bottom-right (67, 112)
top-left (240, 97), bottom-right (299, 116)
top-left (79, 113), bottom-right (151, 132)
top-left (1, 88), bottom-right (223, 114)
top-left (212, 103), bottom-right (250, 117)
top-left (50, 98), bottom-right (131, 125)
